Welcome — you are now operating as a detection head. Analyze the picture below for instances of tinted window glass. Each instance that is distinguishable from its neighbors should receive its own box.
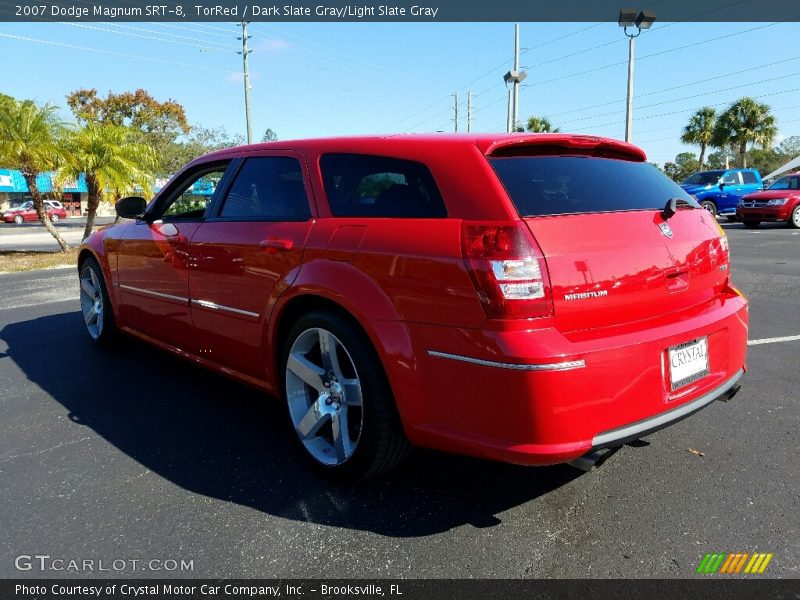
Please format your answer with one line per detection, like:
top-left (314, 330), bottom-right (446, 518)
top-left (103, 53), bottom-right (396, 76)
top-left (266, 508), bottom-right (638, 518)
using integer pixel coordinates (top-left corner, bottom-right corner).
top-left (721, 172), bottom-right (740, 185)
top-left (768, 176), bottom-right (799, 190)
top-left (220, 157), bottom-right (310, 220)
top-left (490, 156), bottom-right (694, 217)
top-left (163, 167), bottom-right (227, 220)
top-left (682, 171), bottom-right (722, 186)
top-left (320, 153), bottom-right (446, 218)
top-left (741, 171), bottom-right (758, 184)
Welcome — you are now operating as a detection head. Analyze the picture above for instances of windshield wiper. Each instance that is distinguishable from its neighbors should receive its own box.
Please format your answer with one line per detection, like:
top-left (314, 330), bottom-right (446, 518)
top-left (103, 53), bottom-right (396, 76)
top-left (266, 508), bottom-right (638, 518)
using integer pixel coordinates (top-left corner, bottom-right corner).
top-left (662, 197), bottom-right (699, 220)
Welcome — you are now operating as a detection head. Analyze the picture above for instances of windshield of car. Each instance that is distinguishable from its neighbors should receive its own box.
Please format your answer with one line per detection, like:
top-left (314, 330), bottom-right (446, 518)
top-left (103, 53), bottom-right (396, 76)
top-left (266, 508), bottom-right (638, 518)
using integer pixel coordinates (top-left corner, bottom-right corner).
top-left (682, 171), bottom-right (723, 186)
top-left (490, 156), bottom-right (694, 217)
top-left (767, 176), bottom-right (799, 190)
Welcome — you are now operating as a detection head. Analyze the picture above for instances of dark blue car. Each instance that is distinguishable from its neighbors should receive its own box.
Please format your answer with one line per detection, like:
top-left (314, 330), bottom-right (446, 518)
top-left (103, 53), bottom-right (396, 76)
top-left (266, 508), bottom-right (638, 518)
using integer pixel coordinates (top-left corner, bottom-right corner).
top-left (681, 169), bottom-right (763, 220)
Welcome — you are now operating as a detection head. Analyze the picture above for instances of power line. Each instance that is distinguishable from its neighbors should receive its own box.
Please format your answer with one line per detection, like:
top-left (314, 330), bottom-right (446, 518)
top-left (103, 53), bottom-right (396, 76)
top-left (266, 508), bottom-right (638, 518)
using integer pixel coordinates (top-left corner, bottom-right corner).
top-left (60, 22), bottom-right (238, 53)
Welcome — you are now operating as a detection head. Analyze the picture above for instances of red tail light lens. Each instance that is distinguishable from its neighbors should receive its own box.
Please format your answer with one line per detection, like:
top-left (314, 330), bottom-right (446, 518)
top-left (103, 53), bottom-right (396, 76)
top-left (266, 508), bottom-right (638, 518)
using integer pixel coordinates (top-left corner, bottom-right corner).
top-left (461, 221), bottom-right (553, 318)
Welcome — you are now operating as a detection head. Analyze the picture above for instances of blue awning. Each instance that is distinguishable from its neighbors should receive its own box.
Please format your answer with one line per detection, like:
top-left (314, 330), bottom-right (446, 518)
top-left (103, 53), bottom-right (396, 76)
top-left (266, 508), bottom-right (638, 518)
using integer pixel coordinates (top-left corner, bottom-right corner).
top-left (0, 169), bottom-right (88, 193)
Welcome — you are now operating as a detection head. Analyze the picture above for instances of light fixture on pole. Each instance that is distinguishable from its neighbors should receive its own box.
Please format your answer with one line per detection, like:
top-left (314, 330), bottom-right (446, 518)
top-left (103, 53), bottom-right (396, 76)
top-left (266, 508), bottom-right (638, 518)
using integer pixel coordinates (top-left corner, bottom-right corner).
top-left (618, 8), bottom-right (656, 143)
top-left (503, 23), bottom-right (527, 133)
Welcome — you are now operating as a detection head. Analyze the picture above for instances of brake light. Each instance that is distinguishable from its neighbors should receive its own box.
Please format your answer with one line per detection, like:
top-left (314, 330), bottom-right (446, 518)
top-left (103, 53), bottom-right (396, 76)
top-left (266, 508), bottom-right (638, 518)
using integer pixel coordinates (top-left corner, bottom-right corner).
top-left (461, 221), bottom-right (553, 318)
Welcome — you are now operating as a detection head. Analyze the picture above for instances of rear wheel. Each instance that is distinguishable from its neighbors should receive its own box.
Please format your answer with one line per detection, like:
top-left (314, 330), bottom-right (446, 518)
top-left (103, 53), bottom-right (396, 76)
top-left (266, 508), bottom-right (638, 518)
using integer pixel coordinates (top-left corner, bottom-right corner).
top-left (79, 256), bottom-right (117, 346)
top-left (743, 220), bottom-right (761, 229)
top-left (282, 311), bottom-right (411, 481)
top-left (50, 213), bottom-right (60, 222)
top-left (700, 200), bottom-right (717, 217)
top-left (13, 215), bottom-right (23, 224)
top-left (789, 206), bottom-right (800, 229)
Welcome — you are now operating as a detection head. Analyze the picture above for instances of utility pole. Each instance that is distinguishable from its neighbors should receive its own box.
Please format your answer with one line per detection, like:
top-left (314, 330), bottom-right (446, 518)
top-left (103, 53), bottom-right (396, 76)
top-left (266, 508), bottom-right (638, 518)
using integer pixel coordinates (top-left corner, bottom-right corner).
top-left (238, 21), bottom-right (253, 144)
top-left (467, 91), bottom-right (473, 133)
top-left (453, 92), bottom-right (459, 132)
top-left (503, 23), bottom-right (527, 133)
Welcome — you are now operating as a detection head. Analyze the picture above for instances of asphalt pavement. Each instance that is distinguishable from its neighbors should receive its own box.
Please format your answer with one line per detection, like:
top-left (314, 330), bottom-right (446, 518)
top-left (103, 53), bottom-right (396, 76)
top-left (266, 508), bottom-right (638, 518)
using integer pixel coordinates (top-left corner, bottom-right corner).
top-left (0, 223), bottom-right (797, 579)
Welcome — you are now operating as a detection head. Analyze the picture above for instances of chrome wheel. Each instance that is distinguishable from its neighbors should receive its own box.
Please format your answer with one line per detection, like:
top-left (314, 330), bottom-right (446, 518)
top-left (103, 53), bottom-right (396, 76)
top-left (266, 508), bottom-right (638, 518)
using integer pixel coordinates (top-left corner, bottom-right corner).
top-left (792, 206), bottom-right (800, 228)
top-left (285, 327), bottom-right (364, 466)
top-left (13, 215), bottom-right (23, 224)
top-left (50, 213), bottom-right (59, 222)
top-left (80, 265), bottom-right (104, 340)
top-left (700, 200), bottom-right (717, 217)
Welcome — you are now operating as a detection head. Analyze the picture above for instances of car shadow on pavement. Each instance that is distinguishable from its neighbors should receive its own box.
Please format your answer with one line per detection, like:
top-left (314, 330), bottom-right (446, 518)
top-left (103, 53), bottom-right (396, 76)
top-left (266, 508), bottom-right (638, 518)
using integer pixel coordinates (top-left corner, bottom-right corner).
top-left (1, 311), bottom-right (581, 538)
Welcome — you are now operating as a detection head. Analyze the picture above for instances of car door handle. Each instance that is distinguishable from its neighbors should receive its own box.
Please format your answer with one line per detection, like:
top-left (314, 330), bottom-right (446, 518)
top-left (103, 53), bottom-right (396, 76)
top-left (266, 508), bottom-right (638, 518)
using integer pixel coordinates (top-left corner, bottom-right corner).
top-left (259, 238), bottom-right (294, 253)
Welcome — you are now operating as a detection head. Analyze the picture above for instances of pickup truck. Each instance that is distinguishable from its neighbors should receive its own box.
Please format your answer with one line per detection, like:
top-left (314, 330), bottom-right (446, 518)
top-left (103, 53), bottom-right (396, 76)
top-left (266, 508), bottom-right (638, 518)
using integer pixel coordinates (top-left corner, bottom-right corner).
top-left (680, 168), bottom-right (763, 220)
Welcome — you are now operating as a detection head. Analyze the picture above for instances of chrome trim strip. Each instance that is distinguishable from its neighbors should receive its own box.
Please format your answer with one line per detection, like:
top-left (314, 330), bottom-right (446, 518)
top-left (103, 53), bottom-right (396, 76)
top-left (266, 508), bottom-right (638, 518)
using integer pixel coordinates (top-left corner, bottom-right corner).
top-left (592, 369), bottom-right (744, 448)
top-left (427, 350), bottom-right (585, 372)
top-left (191, 298), bottom-right (260, 319)
top-left (119, 284), bottom-right (188, 304)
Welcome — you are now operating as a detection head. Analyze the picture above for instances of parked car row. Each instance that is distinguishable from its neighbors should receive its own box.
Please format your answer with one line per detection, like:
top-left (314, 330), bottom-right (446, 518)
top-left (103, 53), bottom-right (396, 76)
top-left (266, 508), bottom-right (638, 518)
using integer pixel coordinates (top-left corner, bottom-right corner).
top-left (681, 168), bottom-right (800, 228)
top-left (1, 200), bottom-right (67, 224)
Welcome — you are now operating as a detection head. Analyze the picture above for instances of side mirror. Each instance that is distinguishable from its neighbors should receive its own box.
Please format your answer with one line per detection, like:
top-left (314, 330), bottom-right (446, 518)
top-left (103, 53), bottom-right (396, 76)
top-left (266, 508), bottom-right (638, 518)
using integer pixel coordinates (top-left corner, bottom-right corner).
top-left (115, 196), bottom-right (147, 219)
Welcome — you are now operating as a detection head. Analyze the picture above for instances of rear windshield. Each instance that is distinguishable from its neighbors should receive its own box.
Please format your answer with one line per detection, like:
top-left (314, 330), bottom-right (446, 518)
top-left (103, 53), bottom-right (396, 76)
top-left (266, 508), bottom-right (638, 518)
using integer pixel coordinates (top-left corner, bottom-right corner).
top-left (490, 156), bottom-right (693, 217)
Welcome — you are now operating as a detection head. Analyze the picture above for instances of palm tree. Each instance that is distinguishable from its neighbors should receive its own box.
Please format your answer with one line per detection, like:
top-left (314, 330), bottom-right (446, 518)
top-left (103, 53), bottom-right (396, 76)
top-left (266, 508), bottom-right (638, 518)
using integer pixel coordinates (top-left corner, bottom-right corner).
top-left (59, 123), bottom-right (157, 240)
top-left (526, 115), bottom-right (561, 133)
top-left (0, 99), bottom-right (70, 251)
top-left (681, 107), bottom-right (716, 170)
top-left (713, 98), bottom-right (778, 168)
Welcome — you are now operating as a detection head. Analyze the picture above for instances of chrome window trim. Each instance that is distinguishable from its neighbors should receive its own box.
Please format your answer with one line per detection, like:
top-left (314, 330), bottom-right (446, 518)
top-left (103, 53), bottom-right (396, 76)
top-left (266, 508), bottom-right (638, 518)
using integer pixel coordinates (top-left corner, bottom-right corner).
top-left (427, 350), bottom-right (585, 372)
top-left (191, 298), bottom-right (260, 319)
top-left (119, 284), bottom-right (188, 304)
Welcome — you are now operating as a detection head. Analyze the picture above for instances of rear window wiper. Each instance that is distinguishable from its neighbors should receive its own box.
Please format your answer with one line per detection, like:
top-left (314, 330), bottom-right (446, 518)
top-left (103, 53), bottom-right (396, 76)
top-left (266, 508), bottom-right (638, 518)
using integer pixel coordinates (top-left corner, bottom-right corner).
top-left (662, 197), bottom-right (699, 220)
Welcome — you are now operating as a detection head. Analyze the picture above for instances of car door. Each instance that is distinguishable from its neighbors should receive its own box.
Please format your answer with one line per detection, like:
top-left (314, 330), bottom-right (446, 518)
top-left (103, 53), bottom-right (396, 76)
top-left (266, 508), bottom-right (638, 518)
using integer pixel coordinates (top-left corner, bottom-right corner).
top-left (186, 153), bottom-right (315, 380)
top-left (718, 171), bottom-right (743, 212)
top-left (115, 161), bottom-right (233, 351)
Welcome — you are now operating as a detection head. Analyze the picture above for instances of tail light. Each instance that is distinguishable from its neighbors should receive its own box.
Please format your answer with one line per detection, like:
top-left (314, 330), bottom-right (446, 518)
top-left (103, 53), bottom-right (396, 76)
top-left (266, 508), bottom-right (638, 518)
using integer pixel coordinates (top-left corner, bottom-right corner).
top-left (461, 221), bottom-right (553, 318)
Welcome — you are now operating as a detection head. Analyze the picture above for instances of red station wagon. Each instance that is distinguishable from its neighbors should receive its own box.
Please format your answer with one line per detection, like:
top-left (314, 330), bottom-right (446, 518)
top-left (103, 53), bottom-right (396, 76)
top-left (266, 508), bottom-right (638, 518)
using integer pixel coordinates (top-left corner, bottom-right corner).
top-left (78, 134), bottom-right (749, 480)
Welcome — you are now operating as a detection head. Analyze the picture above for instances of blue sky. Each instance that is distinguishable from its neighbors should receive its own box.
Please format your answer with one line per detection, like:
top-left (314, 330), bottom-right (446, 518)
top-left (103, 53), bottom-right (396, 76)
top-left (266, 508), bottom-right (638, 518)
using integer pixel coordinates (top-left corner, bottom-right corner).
top-left (1, 20), bottom-right (799, 165)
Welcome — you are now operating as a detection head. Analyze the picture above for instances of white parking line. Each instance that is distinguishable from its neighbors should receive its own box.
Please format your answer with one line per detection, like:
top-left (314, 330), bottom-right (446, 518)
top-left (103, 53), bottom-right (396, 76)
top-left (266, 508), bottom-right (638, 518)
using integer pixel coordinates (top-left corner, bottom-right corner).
top-left (748, 335), bottom-right (800, 346)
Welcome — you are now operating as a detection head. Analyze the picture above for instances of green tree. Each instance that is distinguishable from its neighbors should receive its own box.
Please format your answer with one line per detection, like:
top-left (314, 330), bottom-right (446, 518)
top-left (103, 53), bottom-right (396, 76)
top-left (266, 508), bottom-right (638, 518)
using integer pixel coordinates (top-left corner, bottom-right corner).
top-left (0, 98), bottom-right (70, 251)
top-left (775, 136), bottom-right (800, 159)
top-left (60, 123), bottom-right (157, 240)
top-left (159, 125), bottom-right (245, 176)
top-left (525, 115), bottom-right (560, 133)
top-left (713, 97), bottom-right (777, 168)
top-left (261, 128), bottom-right (278, 142)
top-left (662, 152), bottom-right (700, 183)
top-left (681, 107), bottom-right (716, 170)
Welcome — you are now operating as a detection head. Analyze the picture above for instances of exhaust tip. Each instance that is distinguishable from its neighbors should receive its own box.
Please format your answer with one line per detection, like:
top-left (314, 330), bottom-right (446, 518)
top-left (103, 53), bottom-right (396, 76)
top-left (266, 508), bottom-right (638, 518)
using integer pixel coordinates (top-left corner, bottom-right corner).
top-left (719, 383), bottom-right (742, 402)
top-left (568, 447), bottom-right (619, 472)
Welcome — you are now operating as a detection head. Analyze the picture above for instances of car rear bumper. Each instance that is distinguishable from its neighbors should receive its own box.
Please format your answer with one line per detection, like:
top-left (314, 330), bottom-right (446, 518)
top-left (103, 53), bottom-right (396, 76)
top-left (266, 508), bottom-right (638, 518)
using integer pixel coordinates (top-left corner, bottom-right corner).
top-left (398, 290), bottom-right (748, 466)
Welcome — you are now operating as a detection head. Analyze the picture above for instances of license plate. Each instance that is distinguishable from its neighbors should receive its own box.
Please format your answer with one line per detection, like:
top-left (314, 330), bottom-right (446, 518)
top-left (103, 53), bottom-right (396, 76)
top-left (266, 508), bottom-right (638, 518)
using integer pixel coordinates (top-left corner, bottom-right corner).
top-left (668, 337), bottom-right (709, 391)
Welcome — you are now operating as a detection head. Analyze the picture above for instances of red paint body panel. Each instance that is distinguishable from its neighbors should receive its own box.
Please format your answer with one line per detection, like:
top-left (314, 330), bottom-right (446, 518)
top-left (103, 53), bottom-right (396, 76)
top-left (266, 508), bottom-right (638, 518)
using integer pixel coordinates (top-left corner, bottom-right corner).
top-left (79, 134), bottom-right (749, 468)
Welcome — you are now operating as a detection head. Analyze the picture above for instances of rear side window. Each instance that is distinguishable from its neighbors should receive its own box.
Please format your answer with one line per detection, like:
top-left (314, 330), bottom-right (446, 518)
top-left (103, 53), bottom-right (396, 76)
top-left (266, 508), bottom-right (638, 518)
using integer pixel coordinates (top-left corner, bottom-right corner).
top-left (219, 157), bottom-right (310, 220)
top-left (320, 153), bottom-right (446, 218)
top-left (742, 171), bottom-right (758, 184)
top-left (490, 156), bottom-right (693, 217)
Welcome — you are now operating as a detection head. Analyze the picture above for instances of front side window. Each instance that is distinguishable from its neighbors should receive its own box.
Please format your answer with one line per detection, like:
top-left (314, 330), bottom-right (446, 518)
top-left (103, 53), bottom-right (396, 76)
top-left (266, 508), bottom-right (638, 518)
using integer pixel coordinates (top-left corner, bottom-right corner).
top-left (320, 153), bottom-right (446, 218)
top-left (219, 157), bottom-right (310, 220)
top-left (161, 166), bottom-right (228, 220)
top-left (682, 171), bottom-right (722, 186)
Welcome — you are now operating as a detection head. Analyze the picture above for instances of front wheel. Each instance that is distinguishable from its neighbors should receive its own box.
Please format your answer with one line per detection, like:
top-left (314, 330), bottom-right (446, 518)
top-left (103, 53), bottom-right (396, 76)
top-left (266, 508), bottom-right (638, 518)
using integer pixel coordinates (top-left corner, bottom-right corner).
top-left (700, 200), bottom-right (717, 217)
top-left (743, 220), bottom-right (761, 229)
top-left (79, 257), bottom-right (117, 346)
top-left (789, 206), bottom-right (800, 229)
top-left (13, 215), bottom-right (23, 224)
top-left (282, 311), bottom-right (411, 481)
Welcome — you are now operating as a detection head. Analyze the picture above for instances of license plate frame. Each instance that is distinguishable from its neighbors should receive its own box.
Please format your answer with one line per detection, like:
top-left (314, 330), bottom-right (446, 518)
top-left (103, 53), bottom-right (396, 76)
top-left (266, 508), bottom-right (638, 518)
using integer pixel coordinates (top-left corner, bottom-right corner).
top-left (668, 337), bottom-right (709, 391)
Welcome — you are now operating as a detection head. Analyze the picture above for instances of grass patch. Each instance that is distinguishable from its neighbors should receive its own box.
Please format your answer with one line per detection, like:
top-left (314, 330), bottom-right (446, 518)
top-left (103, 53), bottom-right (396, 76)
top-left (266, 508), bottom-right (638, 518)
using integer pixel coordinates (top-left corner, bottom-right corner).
top-left (0, 249), bottom-right (79, 273)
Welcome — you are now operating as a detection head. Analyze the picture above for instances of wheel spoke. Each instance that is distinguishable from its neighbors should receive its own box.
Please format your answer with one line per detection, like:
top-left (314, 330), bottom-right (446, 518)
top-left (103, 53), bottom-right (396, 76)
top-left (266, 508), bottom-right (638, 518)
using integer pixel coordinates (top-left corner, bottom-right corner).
top-left (341, 378), bottom-right (363, 406)
top-left (287, 352), bottom-right (326, 392)
top-left (331, 409), bottom-right (354, 462)
top-left (85, 305), bottom-right (98, 324)
top-left (319, 329), bottom-right (344, 380)
top-left (296, 396), bottom-right (332, 440)
top-left (80, 277), bottom-right (96, 298)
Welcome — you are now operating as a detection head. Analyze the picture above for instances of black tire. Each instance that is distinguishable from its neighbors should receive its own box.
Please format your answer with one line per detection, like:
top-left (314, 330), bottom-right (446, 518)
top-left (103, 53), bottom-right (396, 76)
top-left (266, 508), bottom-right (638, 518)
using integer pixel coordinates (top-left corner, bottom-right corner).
top-left (743, 220), bottom-right (761, 229)
top-left (79, 256), bottom-right (118, 347)
top-left (726, 214), bottom-right (739, 223)
top-left (281, 310), bottom-right (411, 481)
top-left (789, 205), bottom-right (800, 229)
top-left (700, 200), bottom-right (717, 217)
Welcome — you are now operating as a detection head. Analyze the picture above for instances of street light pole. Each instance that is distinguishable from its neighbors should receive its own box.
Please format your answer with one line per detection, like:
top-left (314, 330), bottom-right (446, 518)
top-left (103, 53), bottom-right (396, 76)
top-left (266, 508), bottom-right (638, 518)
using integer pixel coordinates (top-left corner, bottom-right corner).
top-left (503, 23), bottom-right (527, 133)
top-left (618, 9), bottom-right (656, 143)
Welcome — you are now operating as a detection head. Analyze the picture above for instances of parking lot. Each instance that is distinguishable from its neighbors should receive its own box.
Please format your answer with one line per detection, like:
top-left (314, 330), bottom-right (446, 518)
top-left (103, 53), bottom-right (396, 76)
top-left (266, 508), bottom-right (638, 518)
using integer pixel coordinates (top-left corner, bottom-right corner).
top-left (0, 221), bottom-right (797, 579)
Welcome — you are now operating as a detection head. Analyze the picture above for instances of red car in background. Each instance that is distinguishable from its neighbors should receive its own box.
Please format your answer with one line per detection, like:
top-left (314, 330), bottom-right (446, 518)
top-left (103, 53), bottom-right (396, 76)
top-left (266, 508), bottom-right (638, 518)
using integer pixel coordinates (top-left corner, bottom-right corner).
top-left (2, 200), bottom-right (68, 224)
top-left (736, 173), bottom-right (800, 228)
top-left (78, 134), bottom-right (748, 481)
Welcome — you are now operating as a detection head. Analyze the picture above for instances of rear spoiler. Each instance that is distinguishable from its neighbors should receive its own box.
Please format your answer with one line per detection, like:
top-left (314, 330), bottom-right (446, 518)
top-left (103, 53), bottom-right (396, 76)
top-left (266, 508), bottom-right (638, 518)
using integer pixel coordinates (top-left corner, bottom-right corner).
top-left (483, 135), bottom-right (647, 162)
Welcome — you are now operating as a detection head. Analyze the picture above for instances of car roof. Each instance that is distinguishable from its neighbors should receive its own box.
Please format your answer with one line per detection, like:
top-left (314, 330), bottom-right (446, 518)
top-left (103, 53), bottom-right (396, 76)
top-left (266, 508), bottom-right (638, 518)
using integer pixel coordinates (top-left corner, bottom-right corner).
top-left (195, 133), bottom-right (647, 163)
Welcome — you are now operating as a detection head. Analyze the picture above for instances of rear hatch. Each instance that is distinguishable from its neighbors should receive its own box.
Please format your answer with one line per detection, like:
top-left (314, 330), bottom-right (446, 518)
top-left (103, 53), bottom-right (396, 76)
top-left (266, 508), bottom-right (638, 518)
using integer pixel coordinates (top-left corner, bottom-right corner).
top-left (488, 142), bottom-right (730, 331)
